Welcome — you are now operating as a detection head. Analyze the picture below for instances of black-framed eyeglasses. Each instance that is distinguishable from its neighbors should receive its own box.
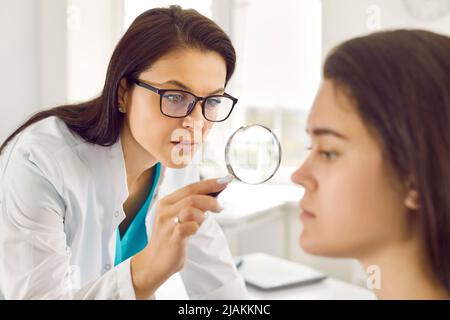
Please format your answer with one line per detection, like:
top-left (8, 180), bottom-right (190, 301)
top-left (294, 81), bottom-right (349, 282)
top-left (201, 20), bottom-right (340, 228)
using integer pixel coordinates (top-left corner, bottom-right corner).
top-left (133, 79), bottom-right (238, 122)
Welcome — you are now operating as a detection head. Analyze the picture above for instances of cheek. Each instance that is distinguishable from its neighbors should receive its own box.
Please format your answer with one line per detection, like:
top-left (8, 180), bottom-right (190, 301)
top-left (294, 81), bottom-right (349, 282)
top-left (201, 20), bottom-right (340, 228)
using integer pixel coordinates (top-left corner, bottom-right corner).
top-left (128, 96), bottom-right (174, 150)
top-left (301, 153), bottom-right (405, 257)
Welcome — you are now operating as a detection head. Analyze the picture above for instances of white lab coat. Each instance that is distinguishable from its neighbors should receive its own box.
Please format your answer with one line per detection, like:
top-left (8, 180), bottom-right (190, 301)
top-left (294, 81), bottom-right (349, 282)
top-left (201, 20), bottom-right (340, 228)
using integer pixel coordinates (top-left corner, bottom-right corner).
top-left (0, 116), bottom-right (247, 300)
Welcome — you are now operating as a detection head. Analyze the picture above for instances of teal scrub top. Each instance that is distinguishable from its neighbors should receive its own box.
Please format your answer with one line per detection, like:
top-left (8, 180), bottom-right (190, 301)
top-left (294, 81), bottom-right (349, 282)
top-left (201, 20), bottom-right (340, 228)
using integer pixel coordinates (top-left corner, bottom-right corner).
top-left (114, 163), bottom-right (161, 266)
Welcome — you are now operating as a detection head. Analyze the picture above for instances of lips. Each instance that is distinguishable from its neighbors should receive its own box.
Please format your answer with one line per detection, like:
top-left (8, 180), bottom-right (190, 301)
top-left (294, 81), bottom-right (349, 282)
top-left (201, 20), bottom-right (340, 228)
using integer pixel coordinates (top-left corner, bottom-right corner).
top-left (170, 141), bottom-right (200, 153)
top-left (170, 141), bottom-right (200, 145)
top-left (300, 202), bottom-right (316, 220)
top-left (300, 210), bottom-right (316, 220)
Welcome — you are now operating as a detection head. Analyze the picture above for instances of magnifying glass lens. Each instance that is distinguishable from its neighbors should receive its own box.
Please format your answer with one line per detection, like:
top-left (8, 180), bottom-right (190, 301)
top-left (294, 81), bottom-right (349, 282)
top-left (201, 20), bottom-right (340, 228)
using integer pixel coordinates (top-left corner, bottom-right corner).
top-left (226, 125), bottom-right (281, 185)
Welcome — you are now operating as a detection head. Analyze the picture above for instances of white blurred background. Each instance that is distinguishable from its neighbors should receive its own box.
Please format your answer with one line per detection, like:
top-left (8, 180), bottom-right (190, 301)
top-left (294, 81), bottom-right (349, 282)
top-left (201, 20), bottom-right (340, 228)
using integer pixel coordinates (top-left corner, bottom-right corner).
top-left (1, 0), bottom-right (449, 288)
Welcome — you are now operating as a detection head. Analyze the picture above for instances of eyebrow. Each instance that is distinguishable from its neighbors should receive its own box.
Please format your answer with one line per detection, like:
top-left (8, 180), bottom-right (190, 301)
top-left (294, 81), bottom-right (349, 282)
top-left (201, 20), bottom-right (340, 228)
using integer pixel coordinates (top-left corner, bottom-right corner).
top-left (160, 80), bottom-right (225, 96)
top-left (306, 127), bottom-right (349, 140)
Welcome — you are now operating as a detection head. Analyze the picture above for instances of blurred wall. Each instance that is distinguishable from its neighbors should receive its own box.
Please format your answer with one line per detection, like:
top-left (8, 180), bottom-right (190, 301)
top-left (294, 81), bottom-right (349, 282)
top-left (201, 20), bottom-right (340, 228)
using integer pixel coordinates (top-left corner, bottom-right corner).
top-left (67, 0), bottom-right (123, 103)
top-left (322, 0), bottom-right (450, 58)
top-left (0, 0), bottom-right (122, 143)
top-left (0, 0), bottom-right (66, 142)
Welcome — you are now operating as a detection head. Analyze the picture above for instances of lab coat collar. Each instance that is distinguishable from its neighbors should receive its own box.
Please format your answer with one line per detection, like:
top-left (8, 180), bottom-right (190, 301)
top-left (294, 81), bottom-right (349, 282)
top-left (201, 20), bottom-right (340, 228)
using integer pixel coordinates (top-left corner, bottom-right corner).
top-left (109, 137), bottom-right (129, 221)
top-left (97, 136), bottom-right (166, 224)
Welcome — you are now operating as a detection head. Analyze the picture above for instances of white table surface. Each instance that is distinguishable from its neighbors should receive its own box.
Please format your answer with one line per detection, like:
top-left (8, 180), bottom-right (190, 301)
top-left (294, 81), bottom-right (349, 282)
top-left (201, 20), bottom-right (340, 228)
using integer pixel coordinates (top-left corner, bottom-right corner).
top-left (247, 278), bottom-right (376, 300)
top-left (239, 253), bottom-right (375, 300)
top-left (155, 273), bottom-right (376, 300)
top-left (155, 254), bottom-right (376, 300)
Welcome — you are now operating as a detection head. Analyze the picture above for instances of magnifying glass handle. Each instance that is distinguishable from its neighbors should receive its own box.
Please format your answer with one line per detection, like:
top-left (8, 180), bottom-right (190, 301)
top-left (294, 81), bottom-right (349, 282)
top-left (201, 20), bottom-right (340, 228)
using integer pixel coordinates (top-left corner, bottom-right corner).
top-left (208, 190), bottom-right (225, 198)
top-left (208, 174), bottom-right (234, 198)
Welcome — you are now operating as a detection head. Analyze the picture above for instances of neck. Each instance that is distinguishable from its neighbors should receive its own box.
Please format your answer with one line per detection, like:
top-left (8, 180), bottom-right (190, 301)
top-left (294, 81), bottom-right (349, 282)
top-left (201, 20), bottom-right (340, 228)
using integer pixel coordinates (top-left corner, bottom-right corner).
top-left (359, 237), bottom-right (448, 300)
top-left (120, 121), bottom-right (158, 192)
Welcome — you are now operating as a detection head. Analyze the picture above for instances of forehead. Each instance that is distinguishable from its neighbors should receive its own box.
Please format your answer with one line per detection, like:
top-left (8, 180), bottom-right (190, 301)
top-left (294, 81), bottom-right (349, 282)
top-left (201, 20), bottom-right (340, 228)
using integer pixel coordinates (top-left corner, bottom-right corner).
top-left (139, 48), bottom-right (227, 94)
top-left (308, 80), bottom-right (371, 142)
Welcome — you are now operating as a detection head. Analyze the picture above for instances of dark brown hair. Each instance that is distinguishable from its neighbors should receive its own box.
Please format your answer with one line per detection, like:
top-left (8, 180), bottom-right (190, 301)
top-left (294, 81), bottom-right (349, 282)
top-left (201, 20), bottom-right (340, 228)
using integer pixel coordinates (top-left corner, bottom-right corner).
top-left (324, 30), bottom-right (450, 292)
top-left (0, 5), bottom-right (236, 153)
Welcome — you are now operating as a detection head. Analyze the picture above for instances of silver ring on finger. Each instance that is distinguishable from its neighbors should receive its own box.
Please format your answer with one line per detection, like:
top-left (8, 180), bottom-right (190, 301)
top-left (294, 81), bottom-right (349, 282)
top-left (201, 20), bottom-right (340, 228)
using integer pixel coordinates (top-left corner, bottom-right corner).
top-left (173, 215), bottom-right (182, 225)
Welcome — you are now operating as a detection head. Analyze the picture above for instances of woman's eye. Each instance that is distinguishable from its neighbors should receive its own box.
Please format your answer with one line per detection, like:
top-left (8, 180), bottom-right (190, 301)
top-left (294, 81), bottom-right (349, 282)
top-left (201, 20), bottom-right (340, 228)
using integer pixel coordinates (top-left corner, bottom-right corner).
top-left (319, 150), bottom-right (339, 161)
top-left (206, 98), bottom-right (221, 107)
top-left (305, 146), bottom-right (338, 161)
top-left (164, 94), bottom-right (185, 104)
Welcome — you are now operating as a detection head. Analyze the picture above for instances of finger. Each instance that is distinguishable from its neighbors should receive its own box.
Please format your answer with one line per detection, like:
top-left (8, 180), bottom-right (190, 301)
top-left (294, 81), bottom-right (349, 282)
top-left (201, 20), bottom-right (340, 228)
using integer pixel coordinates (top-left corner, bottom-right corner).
top-left (177, 207), bottom-right (206, 225)
top-left (155, 196), bottom-right (214, 227)
top-left (174, 221), bottom-right (199, 239)
top-left (170, 194), bottom-right (223, 216)
top-left (163, 175), bottom-right (233, 204)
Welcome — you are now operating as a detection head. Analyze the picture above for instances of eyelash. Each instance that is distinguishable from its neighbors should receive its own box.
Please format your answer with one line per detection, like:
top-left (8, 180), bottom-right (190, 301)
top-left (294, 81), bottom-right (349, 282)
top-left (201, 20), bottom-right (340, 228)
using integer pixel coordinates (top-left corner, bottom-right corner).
top-left (306, 146), bottom-right (339, 161)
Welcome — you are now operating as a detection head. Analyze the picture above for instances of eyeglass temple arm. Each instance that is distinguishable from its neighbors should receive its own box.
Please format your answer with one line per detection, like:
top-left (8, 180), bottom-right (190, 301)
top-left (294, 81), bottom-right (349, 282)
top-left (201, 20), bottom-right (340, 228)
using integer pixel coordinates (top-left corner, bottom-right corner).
top-left (134, 80), bottom-right (159, 94)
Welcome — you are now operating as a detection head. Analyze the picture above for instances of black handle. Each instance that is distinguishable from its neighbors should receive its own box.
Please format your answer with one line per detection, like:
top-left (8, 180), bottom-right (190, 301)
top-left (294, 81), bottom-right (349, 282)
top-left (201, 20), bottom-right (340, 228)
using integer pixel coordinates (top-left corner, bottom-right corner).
top-left (208, 189), bottom-right (225, 198)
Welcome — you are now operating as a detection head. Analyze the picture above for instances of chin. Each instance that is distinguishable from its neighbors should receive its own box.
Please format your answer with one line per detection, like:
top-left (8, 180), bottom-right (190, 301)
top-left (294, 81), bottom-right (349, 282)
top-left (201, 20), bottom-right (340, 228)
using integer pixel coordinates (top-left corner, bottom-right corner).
top-left (299, 232), bottom-right (345, 258)
top-left (167, 162), bottom-right (190, 169)
top-left (161, 154), bottom-right (195, 169)
top-left (164, 145), bottom-right (200, 169)
top-left (299, 233), bottom-right (319, 255)
top-left (160, 158), bottom-right (190, 169)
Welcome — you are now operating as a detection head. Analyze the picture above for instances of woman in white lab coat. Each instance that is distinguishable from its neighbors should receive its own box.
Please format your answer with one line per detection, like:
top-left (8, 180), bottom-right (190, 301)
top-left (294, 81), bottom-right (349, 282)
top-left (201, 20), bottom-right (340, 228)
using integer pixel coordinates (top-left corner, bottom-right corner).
top-left (291, 30), bottom-right (450, 299)
top-left (0, 6), bottom-right (247, 299)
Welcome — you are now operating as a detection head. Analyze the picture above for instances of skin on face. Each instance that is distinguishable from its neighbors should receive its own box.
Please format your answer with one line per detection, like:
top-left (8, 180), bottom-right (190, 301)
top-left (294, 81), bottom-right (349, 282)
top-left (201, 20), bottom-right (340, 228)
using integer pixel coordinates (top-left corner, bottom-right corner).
top-left (291, 79), bottom-right (414, 260)
top-left (120, 48), bottom-right (227, 170)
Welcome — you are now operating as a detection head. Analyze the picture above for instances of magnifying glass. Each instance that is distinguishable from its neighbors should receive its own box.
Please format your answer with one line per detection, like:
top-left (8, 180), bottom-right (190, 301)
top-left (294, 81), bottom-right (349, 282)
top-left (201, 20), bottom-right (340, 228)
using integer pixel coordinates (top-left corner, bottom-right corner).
top-left (210, 124), bottom-right (282, 196)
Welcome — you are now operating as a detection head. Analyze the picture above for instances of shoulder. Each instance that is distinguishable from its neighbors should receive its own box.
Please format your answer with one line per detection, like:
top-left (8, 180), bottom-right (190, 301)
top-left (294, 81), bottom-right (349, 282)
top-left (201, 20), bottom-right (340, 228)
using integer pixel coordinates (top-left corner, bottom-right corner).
top-left (18, 116), bottom-right (83, 153)
top-left (0, 116), bottom-right (85, 186)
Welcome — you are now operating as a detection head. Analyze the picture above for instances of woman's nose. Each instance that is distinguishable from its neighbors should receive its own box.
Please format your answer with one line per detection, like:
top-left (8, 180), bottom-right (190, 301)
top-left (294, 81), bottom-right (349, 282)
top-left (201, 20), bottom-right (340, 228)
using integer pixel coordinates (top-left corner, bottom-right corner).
top-left (183, 101), bottom-right (205, 129)
top-left (291, 161), bottom-right (317, 191)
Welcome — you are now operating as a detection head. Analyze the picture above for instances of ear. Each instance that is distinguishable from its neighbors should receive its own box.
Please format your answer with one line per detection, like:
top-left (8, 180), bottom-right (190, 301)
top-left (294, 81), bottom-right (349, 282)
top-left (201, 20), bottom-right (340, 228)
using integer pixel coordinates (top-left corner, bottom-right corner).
top-left (404, 178), bottom-right (420, 211)
top-left (117, 78), bottom-right (129, 113)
